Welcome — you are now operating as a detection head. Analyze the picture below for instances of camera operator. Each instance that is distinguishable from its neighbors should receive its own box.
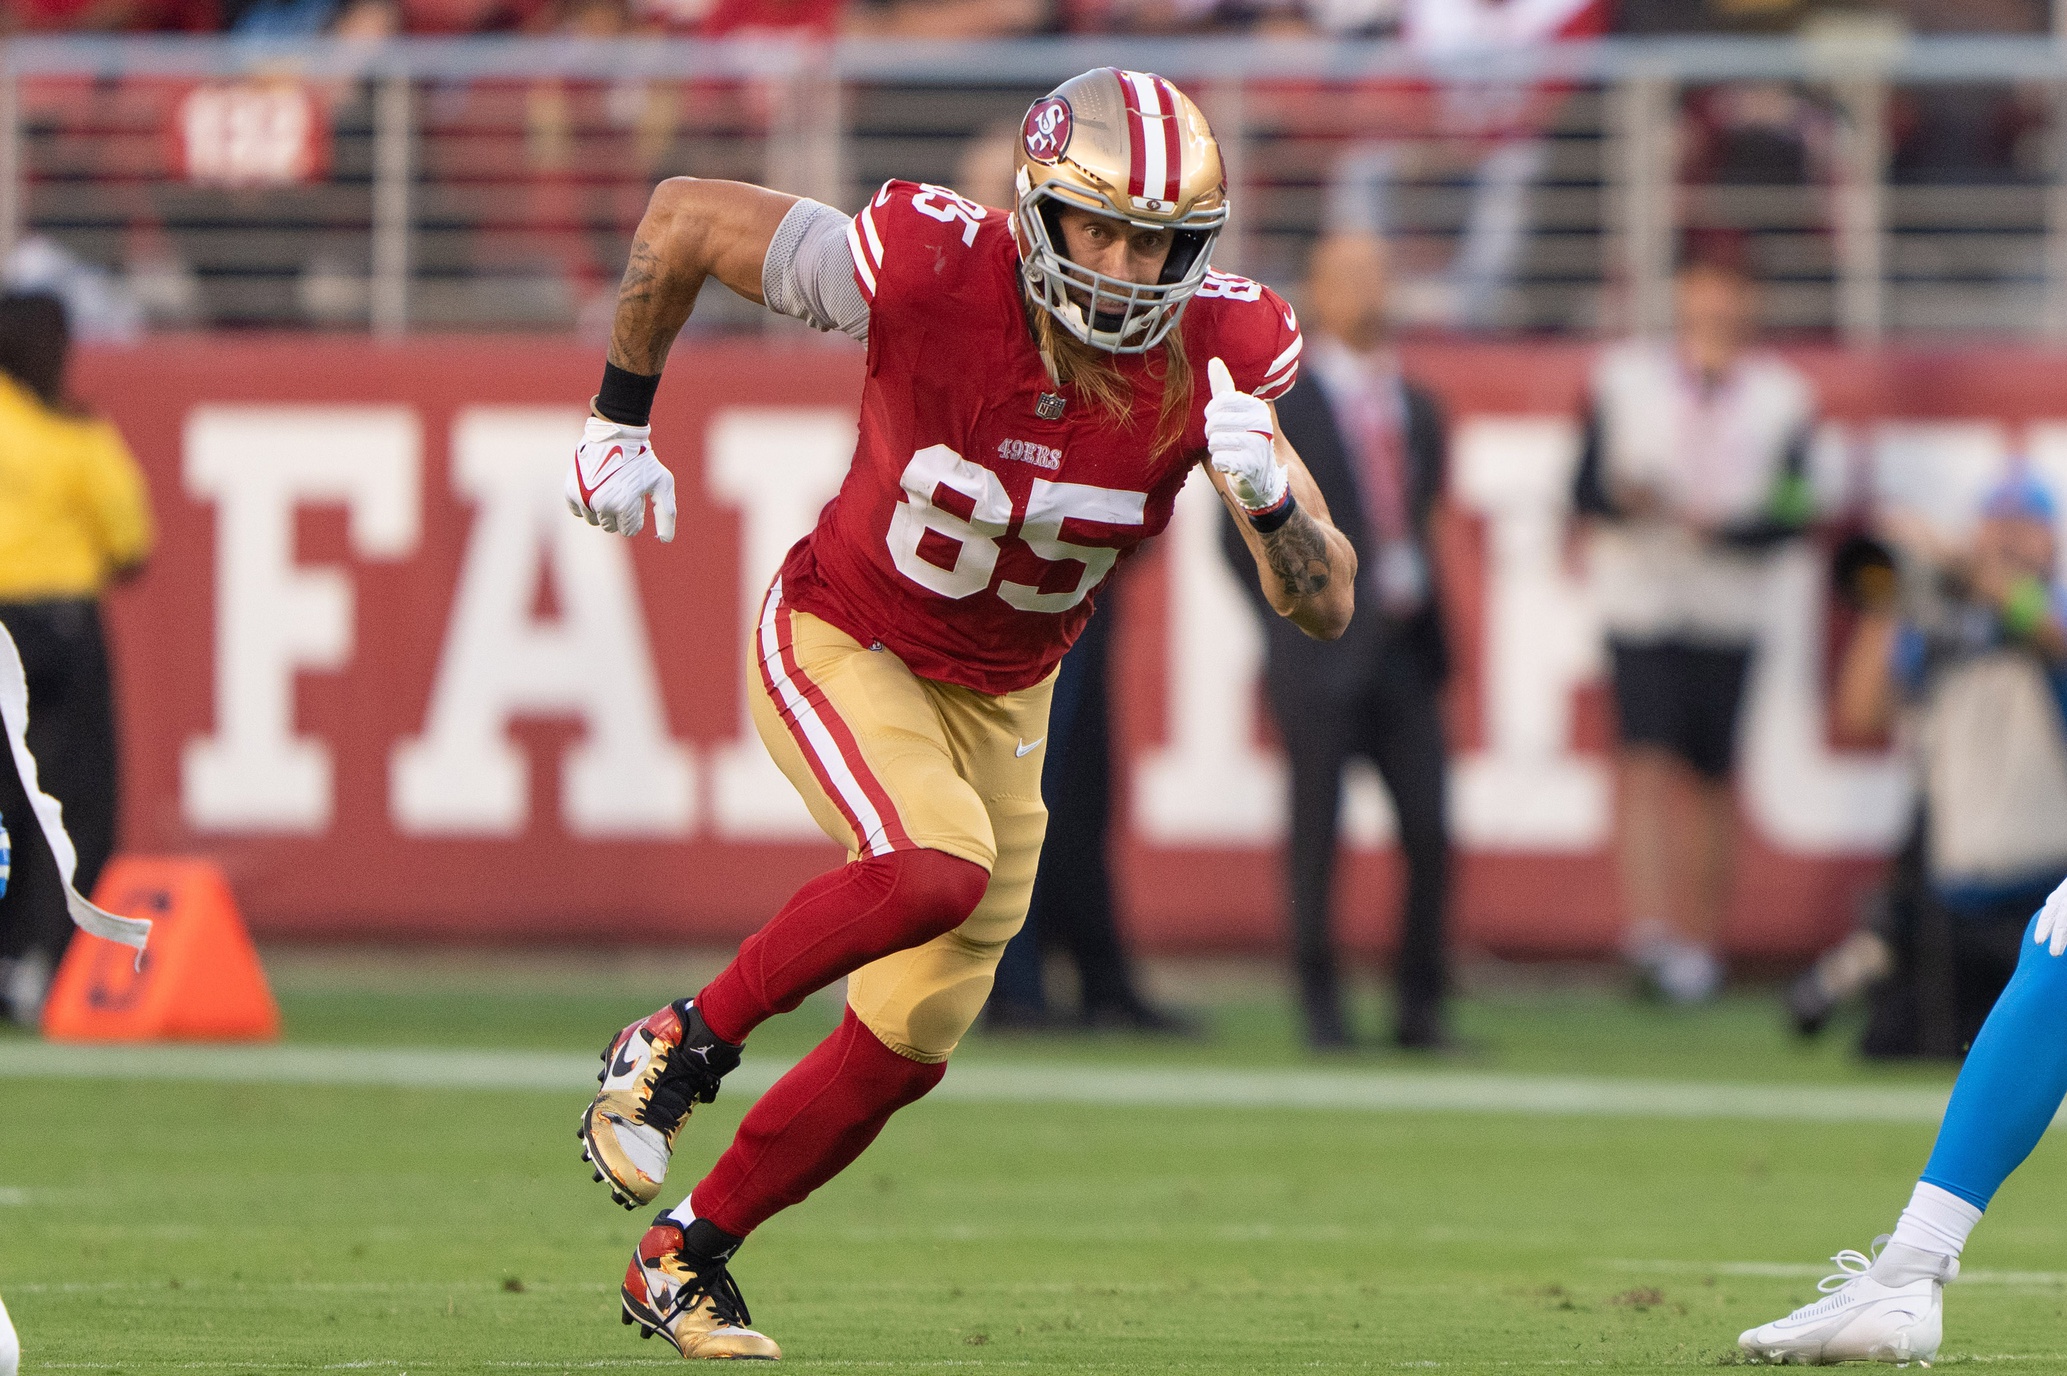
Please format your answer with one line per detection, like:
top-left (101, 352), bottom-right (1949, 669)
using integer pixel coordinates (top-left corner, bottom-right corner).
top-left (1803, 470), bottom-right (2067, 1054)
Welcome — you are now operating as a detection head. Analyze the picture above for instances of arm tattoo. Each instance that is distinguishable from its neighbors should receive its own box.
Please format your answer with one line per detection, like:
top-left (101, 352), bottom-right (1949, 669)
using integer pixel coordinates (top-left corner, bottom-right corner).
top-left (608, 237), bottom-right (701, 375)
top-left (619, 239), bottom-right (660, 303)
top-left (1259, 507), bottom-right (1332, 600)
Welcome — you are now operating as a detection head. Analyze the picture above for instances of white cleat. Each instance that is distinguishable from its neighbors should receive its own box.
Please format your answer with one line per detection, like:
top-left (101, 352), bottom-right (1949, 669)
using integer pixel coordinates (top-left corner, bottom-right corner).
top-left (1739, 1238), bottom-right (1951, 1366)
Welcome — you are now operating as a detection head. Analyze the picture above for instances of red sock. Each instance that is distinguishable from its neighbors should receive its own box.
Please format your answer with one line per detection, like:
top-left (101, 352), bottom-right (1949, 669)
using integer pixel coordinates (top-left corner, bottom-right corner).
top-left (691, 1009), bottom-right (943, 1237)
top-left (695, 848), bottom-right (987, 1045)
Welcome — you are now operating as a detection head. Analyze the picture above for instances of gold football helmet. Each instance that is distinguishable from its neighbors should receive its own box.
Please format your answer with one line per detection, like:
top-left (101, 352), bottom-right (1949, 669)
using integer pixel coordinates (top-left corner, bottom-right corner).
top-left (1013, 68), bottom-right (1227, 354)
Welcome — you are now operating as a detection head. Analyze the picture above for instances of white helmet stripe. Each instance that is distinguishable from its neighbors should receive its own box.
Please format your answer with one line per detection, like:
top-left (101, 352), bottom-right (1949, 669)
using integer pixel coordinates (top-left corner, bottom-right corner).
top-left (1123, 71), bottom-right (1168, 208)
top-left (1151, 76), bottom-right (1183, 203)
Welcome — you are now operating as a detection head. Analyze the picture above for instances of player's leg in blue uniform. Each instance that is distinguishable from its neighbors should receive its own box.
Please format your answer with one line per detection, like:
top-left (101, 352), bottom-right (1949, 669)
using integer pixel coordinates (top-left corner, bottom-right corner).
top-left (1741, 894), bottom-right (2067, 1364)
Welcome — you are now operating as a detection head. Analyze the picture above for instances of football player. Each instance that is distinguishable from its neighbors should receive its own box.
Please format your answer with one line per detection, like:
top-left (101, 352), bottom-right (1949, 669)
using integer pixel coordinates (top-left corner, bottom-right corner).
top-left (1740, 878), bottom-right (2067, 1364)
top-left (565, 68), bottom-right (1354, 1360)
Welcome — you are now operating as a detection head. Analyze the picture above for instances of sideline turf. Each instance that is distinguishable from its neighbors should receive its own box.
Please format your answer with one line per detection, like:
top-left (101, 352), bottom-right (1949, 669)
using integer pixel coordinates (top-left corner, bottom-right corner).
top-left (5, 959), bottom-right (2067, 1373)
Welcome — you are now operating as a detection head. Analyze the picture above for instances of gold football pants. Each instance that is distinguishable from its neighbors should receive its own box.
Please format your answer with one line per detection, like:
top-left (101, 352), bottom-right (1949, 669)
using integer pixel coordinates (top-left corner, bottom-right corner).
top-left (746, 578), bottom-right (1053, 1063)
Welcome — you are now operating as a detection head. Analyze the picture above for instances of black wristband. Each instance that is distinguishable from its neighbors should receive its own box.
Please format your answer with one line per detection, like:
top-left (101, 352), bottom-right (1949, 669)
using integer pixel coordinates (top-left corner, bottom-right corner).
top-left (595, 361), bottom-right (661, 427)
top-left (1247, 493), bottom-right (1298, 534)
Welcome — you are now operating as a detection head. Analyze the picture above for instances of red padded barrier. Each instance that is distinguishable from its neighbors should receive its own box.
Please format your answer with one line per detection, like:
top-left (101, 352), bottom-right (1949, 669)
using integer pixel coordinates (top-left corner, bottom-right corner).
top-left (73, 337), bottom-right (2067, 958)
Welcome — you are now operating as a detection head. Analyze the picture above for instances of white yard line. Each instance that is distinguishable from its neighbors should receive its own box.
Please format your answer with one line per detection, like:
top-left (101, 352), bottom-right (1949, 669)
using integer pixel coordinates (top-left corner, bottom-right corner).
top-left (32, 1355), bottom-right (2067, 1363)
top-left (0, 1041), bottom-right (1961, 1123)
top-left (28, 1355), bottom-right (686, 1363)
top-left (1603, 1257), bottom-right (2067, 1286)
top-left (929, 1064), bottom-right (1955, 1123)
top-left (2, 1281), bottom-right (614, 1295)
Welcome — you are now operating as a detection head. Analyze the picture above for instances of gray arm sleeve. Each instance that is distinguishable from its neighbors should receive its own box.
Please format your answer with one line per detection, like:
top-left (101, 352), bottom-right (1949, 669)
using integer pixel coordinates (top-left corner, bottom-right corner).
top-left (761, 198), bottom-right (870, 343)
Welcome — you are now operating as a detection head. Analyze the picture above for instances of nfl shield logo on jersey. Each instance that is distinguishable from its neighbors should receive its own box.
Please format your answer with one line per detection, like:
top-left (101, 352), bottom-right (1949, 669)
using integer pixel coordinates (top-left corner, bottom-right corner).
top-left (1035, 392), bottom-right (1065, 420)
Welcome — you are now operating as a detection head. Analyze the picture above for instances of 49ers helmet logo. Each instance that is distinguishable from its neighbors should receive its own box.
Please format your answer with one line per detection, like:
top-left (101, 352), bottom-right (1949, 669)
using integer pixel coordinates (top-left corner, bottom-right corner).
top-left (1022, 97), bottom-right (1072, 163)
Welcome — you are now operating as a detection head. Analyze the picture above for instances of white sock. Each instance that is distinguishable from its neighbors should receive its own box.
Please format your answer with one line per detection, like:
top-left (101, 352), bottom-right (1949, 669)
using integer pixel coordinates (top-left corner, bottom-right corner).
top-left (1878, 1182), bottom-right (1982, 1281)
top-left (666, 1198), bottom-right (698, 1229)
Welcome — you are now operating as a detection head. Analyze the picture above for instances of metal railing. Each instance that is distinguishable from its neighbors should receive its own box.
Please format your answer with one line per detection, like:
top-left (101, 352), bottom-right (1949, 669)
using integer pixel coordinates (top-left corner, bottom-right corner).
top-left (5, 33), bottom-right (2067, 337)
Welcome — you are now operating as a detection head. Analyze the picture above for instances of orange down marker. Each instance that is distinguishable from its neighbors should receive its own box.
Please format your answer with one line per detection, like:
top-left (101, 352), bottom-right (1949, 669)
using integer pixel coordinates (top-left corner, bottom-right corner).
top-left (41, 857), bottom-right (280, 1042)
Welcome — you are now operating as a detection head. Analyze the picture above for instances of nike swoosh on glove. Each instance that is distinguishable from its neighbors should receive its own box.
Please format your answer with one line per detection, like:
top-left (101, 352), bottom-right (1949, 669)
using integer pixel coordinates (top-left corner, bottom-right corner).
top-left (1204, 356), bottom-right (1289, 514)
top-left (2036, 877), bottom-right (2067, 956)
top-left (567, 415), bottom-right (677, 541)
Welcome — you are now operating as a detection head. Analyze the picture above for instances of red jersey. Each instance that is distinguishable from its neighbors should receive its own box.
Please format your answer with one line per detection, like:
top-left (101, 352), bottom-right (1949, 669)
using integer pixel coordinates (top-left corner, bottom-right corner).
top-left (777, 179), bottom-right (1302, 696)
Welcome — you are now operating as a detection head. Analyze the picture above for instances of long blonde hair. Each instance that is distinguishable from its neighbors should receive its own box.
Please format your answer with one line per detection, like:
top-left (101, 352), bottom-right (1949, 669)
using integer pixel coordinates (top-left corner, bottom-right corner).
top-left (1031, 306), bottom-right (1193, 460)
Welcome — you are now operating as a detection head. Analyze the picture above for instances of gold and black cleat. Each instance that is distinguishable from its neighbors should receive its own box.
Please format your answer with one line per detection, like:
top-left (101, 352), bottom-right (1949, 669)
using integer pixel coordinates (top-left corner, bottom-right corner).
top-left (578, 999), bottom-right (740, 1209)
top-left (621, 1217), bottom-right (779, 1360)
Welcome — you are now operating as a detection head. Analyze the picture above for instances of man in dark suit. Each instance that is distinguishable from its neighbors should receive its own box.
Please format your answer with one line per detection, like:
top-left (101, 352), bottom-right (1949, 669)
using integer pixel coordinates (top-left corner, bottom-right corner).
top-left (1221, 232), bottom-right (1453, 1050)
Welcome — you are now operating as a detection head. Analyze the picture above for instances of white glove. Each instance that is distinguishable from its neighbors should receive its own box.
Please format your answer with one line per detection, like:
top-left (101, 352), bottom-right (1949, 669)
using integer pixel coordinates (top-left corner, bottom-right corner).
top-left (566, 414), bottom-right (676, 541)
top-left (2037, 878), bottom-right (2067, 956)
top-left (1204, 356), bottom-right (1289, 513)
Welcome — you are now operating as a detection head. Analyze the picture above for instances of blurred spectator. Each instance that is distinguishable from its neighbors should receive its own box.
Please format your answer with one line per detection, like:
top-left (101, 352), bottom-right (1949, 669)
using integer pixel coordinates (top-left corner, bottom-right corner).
top-left (1300, 0), bottom-right (1386, 33)
top-left (1888, 0), bottom-right (2048, 192)
top-left (677, 0), bottom-right (1050, 39)
top-left (1222, 232), bottom-right (1454, 1051)
top-left (1617, 0), bottom-right (1814, 33)
top-left (1681, 83), bottom-right (1827, 191)
top-left (1889, 83), bottom-right (2048, 187)
top-left (227, 0), bottom-right (391, 37)
top-left (1572, 253), bottom-right (1815, 1004)
top-left (218, 0), bottom-right (547, 34)
top-left (0, 293), bottom-right (152, 1024)
top-left (692, 0), bottom-right (835, 29)
top-left (400, 0), bottom-right (544, 30)
top-left (5, 237), bottom-right (143, 344)
top-left (1795, 472), bottom-right (2067, 1054)
top-left (1315, 0), bottom-right (1607, 330)
top-left (1645, 0), bottom-right (1836, 292)
top-left (1900, 0), bottom-right (2043, 33)
top-left (1065, 0), bottom-right (1289, 32)
top-left (841, 0), bottom-right (1047, 36)
top-left (1, 0), bottom-right (211, 31)
top-left (136, 0), bottom-right (403, 327)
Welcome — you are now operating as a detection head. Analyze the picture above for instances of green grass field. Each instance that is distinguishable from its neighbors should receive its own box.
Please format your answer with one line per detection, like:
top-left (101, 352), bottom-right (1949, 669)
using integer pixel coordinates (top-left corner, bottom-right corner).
top-left (6, 951), bottom-right (2067, 1373)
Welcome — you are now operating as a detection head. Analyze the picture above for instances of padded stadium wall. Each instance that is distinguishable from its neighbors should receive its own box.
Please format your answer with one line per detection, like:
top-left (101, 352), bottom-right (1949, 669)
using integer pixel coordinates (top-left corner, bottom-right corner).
top-left (81, 337), bottom-right (2065, 958)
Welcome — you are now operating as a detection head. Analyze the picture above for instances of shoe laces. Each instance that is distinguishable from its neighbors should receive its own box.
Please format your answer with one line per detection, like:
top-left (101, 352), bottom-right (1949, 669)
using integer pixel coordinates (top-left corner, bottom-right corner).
top-left (1815, 1235), bottom-right (1891, 1296)
top-left (661, 1254), bottom-right (754, 1332)
top-left (645, 1001), bottom-right (742, 1135)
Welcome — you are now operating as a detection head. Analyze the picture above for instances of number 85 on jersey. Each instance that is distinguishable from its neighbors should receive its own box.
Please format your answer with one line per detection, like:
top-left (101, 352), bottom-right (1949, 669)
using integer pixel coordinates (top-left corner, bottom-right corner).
top-left (886, 444), bottom-right (1146, 614)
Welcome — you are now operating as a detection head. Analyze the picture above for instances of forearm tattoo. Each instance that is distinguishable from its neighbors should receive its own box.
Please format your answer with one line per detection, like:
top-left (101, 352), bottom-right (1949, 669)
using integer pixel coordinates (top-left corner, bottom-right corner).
top-left (1259, 507), bottom-right (1332, 600)
top-left (608, 237), bottom-right (700, 375)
